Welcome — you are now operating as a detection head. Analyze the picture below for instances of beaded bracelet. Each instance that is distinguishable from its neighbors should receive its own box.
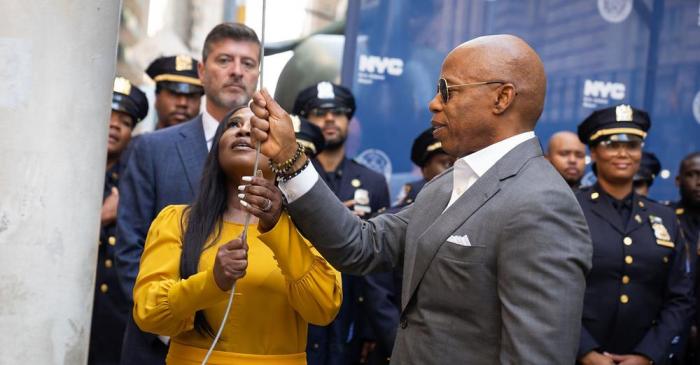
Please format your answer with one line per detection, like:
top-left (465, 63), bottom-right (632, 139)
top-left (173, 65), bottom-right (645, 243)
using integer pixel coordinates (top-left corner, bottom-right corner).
top-left (269, 142), bottom-right (304, 175)
top-left (276, 158), bottom-right (310, 183)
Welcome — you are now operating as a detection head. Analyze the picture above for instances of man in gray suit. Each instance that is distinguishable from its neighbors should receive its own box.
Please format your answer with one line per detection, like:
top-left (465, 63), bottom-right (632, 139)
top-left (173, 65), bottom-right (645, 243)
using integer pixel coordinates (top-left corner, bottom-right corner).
top-left (115, 23), bottom-right (261, 365)
top-left (248, 34), bottom-right (592, 364)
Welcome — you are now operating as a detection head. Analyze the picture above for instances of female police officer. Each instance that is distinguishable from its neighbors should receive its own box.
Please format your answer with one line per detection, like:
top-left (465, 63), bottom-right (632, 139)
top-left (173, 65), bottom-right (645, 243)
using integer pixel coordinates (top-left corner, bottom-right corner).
top-left (576, 105), bottom-right (693, 365)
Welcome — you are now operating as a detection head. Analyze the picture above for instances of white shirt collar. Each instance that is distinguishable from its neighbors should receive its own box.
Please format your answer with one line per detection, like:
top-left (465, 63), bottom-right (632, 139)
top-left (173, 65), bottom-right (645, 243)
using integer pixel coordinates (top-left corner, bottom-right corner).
top-left (447, 131), bottom-right (535, 209)
top-left (459, 131), bottom-right (536, 178)
top-left (202, 108), bottom-right (220, 151)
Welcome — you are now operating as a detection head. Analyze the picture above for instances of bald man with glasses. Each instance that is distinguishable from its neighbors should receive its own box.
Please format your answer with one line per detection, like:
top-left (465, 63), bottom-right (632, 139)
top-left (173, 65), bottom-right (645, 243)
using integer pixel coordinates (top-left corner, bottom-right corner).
top-left (250, 35), bottom-right (592, 364)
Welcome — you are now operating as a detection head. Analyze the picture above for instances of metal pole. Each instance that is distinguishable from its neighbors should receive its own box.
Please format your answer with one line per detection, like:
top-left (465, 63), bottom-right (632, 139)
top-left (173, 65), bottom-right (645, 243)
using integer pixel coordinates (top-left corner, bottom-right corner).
top-left (0, 1), bottom-right (122, 364)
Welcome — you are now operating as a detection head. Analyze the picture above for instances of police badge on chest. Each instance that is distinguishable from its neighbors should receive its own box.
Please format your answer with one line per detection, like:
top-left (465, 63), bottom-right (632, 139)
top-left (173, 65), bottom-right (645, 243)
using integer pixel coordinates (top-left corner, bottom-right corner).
top-left (354, 189), bottom-right (371, 214)
top-left (649, 215), bottom-right (674, 248)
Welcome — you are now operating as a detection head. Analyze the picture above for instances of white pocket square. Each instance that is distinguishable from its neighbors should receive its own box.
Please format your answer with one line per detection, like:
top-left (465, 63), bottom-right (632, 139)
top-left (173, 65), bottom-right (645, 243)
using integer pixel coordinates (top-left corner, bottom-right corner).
top-left (447, 234), bottom-right (471, 247)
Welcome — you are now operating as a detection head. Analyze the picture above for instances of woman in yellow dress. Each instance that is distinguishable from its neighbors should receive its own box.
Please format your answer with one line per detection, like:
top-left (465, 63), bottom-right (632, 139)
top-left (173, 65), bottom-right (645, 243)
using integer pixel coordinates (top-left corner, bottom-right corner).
top-left (132, 106), bottom-right (342, 365)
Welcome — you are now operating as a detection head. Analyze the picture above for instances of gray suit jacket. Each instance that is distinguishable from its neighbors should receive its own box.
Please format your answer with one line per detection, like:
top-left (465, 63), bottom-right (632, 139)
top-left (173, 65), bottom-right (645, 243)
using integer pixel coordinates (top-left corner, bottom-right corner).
top-left (288, 138), bottom-right (593, 364)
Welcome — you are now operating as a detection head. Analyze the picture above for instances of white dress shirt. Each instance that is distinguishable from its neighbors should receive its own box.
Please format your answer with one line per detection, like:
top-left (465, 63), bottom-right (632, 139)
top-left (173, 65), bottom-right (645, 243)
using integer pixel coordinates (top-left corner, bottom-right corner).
top-left (446, 131), bottom-right (535, 208)
top-left (202, 109), bottom-right (219, 151)
top-left (279, 132), bottom-right (536, 209)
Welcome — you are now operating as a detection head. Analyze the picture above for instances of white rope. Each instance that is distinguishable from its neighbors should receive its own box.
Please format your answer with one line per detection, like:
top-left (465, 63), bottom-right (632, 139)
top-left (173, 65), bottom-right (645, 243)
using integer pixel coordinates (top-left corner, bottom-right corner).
top-left (201, 1), bottom-right (267, 363)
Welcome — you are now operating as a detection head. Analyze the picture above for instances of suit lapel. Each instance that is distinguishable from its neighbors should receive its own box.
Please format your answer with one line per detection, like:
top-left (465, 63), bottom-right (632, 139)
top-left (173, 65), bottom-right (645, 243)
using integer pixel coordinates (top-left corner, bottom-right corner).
top-left (402, 138), bottom-right (542, 311)
top-left (175, 116), bottom-right (208, 195)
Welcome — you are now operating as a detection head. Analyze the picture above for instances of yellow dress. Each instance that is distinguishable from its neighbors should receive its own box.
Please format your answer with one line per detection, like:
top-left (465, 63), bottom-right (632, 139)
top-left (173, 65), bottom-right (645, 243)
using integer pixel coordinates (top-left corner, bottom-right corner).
top-left (133, 205), bottom-right (342, 365)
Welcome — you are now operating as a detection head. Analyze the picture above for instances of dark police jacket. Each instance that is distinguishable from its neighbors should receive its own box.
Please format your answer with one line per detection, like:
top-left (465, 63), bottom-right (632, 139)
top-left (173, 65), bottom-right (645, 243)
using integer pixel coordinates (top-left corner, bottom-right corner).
top-left (576, 185), bottom-right (694, 364)
top-left (307, 157), bottom-right (391, 365)
top-left (88, 161), bottom-right (130, 365)
top-left (672, 202), bottom-right (700, 262)
top-left (671, 202), bottom-right (700, 330)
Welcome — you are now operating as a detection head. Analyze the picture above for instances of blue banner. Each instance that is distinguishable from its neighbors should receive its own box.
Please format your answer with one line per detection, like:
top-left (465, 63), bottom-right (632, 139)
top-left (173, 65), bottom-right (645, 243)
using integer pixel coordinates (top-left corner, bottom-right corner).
top-left (342, 0), bottom-right (700, 202)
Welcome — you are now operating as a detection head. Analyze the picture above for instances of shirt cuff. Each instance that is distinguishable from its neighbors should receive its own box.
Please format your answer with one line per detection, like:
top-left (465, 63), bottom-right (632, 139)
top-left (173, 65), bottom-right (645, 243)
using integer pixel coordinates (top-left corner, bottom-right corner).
top-left (279, 162), bottom-right (319, 203)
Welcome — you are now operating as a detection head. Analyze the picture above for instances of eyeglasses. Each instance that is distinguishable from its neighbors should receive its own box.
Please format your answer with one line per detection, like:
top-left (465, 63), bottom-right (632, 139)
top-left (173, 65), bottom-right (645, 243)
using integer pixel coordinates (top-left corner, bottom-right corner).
top-left (308, 107), bottom-right (351, 117)
top-left (437, 78), bottom-right (506, 104)
top-left (597, 140), bottom-right (644, 153)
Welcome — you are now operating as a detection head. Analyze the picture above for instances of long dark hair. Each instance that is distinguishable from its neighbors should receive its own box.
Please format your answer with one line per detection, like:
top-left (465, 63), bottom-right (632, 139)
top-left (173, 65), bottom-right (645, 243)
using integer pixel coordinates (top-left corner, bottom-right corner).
top-left (180, 105), bottom-right (247, 336)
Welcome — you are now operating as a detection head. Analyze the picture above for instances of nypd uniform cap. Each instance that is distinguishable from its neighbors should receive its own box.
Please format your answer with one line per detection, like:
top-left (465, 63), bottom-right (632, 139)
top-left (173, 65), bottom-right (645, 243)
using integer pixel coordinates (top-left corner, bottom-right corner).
top-left (112, 77), bottom-right (149, 122)
top-left (411, 127), bottom-right (445, 167)
top-left (292, 115), bottom-right (325, 157)
top-left (146, 55), bottom-right (204, 95)
top-left (578, 104), bottom-right (651, 145)
top-left (634, 151), bottom-right (661, 183)
top-left (292, 81), bottom-right (356, 119)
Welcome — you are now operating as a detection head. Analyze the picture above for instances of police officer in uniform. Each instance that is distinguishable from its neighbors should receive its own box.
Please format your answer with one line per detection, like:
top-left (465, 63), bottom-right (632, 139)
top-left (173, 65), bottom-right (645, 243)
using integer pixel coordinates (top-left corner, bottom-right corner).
top-left (145, 55), bottom-right (204, 129)
top-left (575, 105), bottom-right (693, 365)
top-left (673, 152), bottom-right (700, 264)
top-left (634, 151), bottom-right (662, 197)
top-left (671, 152), bottom-right (700, 365)
top-left (396, 127), bottom-right (454, 208)
top-left (293, 82), bottom-right (392, 365)
top-left (88, 77), bottom-right (148, 365)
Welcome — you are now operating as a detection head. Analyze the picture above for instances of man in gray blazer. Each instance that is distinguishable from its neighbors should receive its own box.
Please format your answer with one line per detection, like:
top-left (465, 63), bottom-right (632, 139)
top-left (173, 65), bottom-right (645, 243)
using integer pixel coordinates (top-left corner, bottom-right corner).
top-left (249, 34), bottom-right (593, 364)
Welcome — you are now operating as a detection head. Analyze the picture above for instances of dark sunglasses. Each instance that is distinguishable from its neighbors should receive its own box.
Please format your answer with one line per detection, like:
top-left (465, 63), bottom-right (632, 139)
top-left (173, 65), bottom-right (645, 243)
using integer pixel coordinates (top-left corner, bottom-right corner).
top-left (437, 78), bottom-right (506, 104)
top-left (308, 107), bottom-right (351, 117)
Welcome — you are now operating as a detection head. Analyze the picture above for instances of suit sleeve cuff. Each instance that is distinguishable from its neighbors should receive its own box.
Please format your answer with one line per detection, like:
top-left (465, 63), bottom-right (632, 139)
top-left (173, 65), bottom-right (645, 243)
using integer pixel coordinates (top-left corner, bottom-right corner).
top-left (278, 162), bottom-right (318, 203)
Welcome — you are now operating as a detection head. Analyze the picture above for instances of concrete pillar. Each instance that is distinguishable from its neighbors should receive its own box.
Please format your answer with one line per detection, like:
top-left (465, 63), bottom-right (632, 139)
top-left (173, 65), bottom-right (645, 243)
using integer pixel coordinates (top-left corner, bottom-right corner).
top-left (0, 1), bottom-right (122, 364)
